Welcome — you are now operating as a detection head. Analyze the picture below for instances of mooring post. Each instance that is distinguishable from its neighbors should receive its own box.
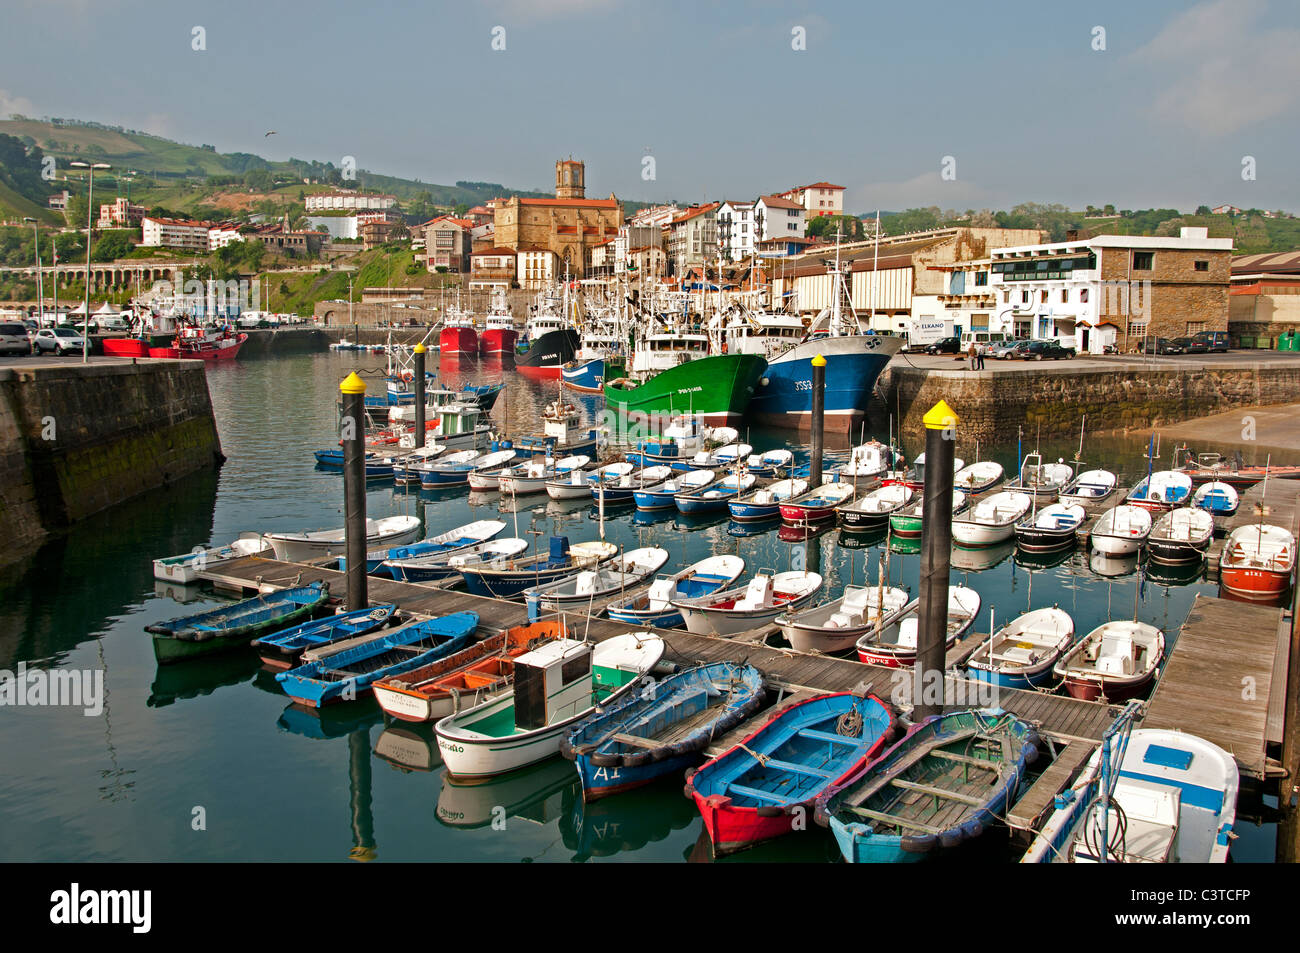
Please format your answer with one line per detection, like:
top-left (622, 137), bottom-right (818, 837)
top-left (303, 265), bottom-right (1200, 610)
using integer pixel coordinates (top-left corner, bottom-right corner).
top-left (340, 371), bottom-right (368, 611)
top-left (413, 342), bottom-right (427, 447)
top-left (809, 353), bottom-right (826, 487)
top-left (347, 728), bottom-right (377, 862)
top-left (915, 399), bottom-right (958, 720)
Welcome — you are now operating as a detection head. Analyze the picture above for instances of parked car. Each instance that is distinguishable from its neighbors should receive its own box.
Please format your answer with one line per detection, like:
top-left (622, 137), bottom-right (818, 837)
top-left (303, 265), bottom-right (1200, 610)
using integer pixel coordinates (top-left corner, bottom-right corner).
top-left (1020, 340), bottom-right (1076, 360)
top-left (0, 322), bottom-right (32, 356)
top-left (925, 336), bottom-right (962, 355)
top-left (1172, 336), bottom-right (1209, 354)
top-left (1139, 337), bottom-right (1183, 355)
top-left (1192, 330), bottom-right (1230, 352)
top-left (33, 327), bottom-right (88, 355)
top-left (991, 339), bottom-right (1029, 360)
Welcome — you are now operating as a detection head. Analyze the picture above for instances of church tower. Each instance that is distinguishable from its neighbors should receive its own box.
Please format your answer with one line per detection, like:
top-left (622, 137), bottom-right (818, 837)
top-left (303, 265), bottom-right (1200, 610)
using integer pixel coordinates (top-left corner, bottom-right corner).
top-left (555, 158), bottom-right (585, 199)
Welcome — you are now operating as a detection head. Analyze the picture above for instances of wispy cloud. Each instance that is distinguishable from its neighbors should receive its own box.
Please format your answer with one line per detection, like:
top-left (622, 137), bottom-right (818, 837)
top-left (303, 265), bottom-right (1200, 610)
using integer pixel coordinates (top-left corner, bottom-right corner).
top-left (0, 89), bottom-right (39, 118)
top-left (1136, 0), bottom-right (1300, 136)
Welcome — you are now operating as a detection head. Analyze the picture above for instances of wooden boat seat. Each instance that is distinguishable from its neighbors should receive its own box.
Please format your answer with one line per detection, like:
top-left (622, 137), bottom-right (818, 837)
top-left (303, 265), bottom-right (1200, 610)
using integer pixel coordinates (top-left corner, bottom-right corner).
top-left (845, 806), bottom-right (945, 834)
top-left (890, 778), bottom-right (984, 806)
top-left (762, 758), bottom-right (835, 779)
top-left (609, 732), bottom-right (670, 750)
top-left (928, 750), bottom-right (1001, 770)
top-left (725, 783), bottom-right (789, 805)
top-left (797, 727), bottom-right (864, 746)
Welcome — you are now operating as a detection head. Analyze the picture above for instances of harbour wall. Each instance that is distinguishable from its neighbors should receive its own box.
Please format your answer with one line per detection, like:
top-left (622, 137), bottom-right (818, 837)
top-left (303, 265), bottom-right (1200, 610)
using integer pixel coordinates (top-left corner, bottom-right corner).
top-left (0, 360), bottom-right (223, 566)
top-left (880, 360), bottom-right (1300, 444)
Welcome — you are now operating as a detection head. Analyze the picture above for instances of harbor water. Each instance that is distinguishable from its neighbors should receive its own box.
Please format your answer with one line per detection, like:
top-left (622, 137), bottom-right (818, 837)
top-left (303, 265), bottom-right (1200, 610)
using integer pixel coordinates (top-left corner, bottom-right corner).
top-left (0, 351), bottom-right (1279, 862)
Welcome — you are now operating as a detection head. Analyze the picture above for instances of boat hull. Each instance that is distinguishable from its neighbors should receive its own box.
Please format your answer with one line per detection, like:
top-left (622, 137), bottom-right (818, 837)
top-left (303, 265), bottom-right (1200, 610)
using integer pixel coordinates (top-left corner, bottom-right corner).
top-left (479, 327), bottom-right (516, 355)
top-left (148, 332), bottom-right (247, 361)
top-left (749, 335), bottom-right (903, 433)
top-left (604, 354), bottom-right (767, 427)
top-left (561, 358), bottom-right (605, 393)
top-left (1219, 566), bottom-right (1291, 601)
top-left (439, 326), bottom-right (478, 356)
top-left (515, 328), bottom-right (579, 379)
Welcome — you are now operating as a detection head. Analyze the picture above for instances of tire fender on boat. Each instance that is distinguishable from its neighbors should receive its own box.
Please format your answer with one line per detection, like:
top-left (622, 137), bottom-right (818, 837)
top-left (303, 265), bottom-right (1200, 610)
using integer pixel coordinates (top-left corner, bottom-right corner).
top-left (755, 806), bottom-right (784, 818)
top-left (588, 749), bottom-right (620, 768)
top-left (938, 827), bottom-right (965, 850)
top-left (901, 832), bottom-right (938, 853)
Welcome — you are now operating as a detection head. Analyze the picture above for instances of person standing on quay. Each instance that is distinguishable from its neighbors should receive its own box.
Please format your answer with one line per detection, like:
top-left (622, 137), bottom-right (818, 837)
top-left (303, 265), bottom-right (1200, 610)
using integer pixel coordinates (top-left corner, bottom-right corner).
top-left (967, 341), bottom-right (977, 370)
top-left (975, 343), bottom-right (985, 370)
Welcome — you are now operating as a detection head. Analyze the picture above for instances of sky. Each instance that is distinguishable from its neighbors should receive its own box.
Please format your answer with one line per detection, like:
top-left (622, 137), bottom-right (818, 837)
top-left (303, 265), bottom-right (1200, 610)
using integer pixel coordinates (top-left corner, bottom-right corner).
top-left (2, 0), bottom-right (1298, 214)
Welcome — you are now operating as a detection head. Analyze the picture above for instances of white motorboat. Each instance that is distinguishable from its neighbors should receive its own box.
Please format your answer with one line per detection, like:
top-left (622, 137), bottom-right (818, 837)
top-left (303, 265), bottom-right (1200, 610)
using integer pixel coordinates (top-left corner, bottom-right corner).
top-left (952, 491), bottom-right (1033, 548)
top-left (265, 515), bottom-right (422, 562)
top-left (777, 584), bottom-right (910, 654)
top-left (673, 570), bottom-right (824, 636)
top-left (1090, 505), bottom-right (1152, 556)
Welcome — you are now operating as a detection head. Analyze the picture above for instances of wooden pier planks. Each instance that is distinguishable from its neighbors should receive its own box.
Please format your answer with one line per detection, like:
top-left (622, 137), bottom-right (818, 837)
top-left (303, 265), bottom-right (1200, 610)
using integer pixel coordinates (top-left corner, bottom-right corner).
top-left (1143, 593), bottom-right (1283, 779)
top-left (1006, 739), bottom-right (1097, 831)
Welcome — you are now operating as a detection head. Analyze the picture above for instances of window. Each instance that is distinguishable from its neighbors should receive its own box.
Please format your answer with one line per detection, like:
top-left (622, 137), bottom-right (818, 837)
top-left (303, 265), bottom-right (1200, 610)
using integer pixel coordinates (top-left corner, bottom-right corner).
top-left (1132, 251), bottom-right (1154, 270)
top-left (974, 272), bottom-right (988, 286)
top-left (1194, 260), bottom-right (1209, 272)
top-left (1187, 321), bottom-right (1206, 334)
top-left (1080, 288), bottom-right (1089, 303)
top-left (1021, 290), bottom-right (1030, 304)
top-left (1061, 289), bottom-right (1069, 303)
top-left (1040, 290), bottom-right (1049, 303)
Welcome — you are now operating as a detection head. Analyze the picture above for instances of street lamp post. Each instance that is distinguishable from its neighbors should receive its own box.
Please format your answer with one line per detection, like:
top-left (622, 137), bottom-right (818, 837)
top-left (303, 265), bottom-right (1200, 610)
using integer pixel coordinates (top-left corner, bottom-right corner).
top-left (69, 161), bottom-right (111, 362)
top-left (23, 217), bottom-right (43, 327)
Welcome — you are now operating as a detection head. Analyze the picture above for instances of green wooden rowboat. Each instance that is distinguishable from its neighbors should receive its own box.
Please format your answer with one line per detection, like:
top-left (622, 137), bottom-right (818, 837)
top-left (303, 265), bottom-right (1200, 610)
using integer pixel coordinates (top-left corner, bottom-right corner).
top-left (148, 582), bottom-right (331, 664)
top-left (887, 491), bottom-right (969, 538)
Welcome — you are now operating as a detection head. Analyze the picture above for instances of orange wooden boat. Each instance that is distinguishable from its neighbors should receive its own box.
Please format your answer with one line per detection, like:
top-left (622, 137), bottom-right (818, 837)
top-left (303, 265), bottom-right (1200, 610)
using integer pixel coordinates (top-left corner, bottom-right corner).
top-left (372, 621), bottom-right (565, 723)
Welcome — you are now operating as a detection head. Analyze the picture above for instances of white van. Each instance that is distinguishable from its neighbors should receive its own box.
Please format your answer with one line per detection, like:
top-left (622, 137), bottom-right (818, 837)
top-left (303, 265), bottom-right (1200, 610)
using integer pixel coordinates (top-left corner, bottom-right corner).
top-left (961, 331), bottom-right (1008, 353)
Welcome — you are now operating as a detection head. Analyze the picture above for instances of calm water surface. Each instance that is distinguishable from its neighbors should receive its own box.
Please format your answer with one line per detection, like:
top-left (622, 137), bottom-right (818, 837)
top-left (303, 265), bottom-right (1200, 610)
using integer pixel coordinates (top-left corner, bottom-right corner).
top-left (0, 351), bottom-right (1279, 862)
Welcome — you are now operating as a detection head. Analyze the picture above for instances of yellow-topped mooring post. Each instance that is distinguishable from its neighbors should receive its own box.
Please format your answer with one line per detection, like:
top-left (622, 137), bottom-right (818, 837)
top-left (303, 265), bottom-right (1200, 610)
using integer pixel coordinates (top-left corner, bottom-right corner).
top-left (413, 342), bottom-right (427, 449)
top-left (340, 372), bottom-right (368, 611)
top-left (916, 399), bottom-right (958, 720)
top-left (809, 353), bottom-right (827, 487)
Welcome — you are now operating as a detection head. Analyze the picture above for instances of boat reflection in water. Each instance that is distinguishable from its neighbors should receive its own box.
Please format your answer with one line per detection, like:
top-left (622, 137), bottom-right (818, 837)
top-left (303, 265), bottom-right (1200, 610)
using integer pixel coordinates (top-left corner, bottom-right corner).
top-left (836, 526), bottom-right (888, 551)
top-left (153, 580), bottom-right (209, 604)
top-left (1145, 559), bottom-right (1207, 589)
top-left (373, 724), bottom-right (442, 773)
top-left (561, 777), bottom-right (699, 861)
top-left (1013, 546), bottom-right (1076, 573)
top-left (951, 538), bottom-right (1016, 573)
top-left (1089, 551), bottom-right (1141, 579)
top-left (777, 521), bottom-right (835, 544)
top-left (147, 652), bottom-right (260, 709)
top-left (1217, 582), bottom-right (1290, 607)
top-left (276, 701), bottom-right (384, 741)
top-left (889, 535), bottom-right (922, 556)
top-left (435, 758), bottom-right (578, 831)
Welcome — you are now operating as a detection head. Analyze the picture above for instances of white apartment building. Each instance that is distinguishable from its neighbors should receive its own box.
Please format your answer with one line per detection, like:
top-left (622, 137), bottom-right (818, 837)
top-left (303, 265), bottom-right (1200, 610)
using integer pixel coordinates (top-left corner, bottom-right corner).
top-left (207, 226), bottom-right (245, 250)
top-left (755, 194), bottom-right (806, 240)
top-left (629, 204), bottom-right (680, 229)
top-left (717, 201), bottom-right (756, 261)
top-left (141, 217), bottom-right (212, 251)
top-left (517, 248), bottom-right (559, 290)
top-left (304, 191), bottom-right (397, 211)
top-left (778, 182), bottom-right (845, 218)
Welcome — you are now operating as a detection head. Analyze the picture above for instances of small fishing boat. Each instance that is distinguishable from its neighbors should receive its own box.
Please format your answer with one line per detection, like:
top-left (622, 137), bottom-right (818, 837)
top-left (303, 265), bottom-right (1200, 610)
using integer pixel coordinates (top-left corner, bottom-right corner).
top-left (675, 472), bottom-right (758, 515)
top-left (1192, 480), bottom-right (1240, 516)
top-left (888, 490), bottom-right (967, 538)
top-left (674, 570), bottom-right (823, 636)
top-left (953, 461), bottom-right (1005, 494)
top-left (712, 442), bottom-right (754, 465)
top-left (546, 467), bottom-right (598, 500)
top-left (313, 448), bottom-right (395, 478)
top-left (778, 480), bottom-right (856, 526)
top-left (383, 537), bottom-right (529, 583)
top-left (728, 478), bottom-right (808, 522)
top-left (152, 532), bottom-right (270, 584)
top-left (465, 450), bottom-right (524, 491)
top-left (1013, 502), bottom-right (1086, 552)
top-left (777, 584), bottom-right (910, 654)
top-left (1174, 447), bottom-right (1300, 488)
top-left (590, 465), bottom-right (674, 505)
top-left (372, 621), bottom-right (567, 723)
top-left (1147, 508), bottom-right (1215, 564)
top-left (1219, 524), bottom-right (1295, 601)
top-left (828, 441), bottom-right (898, 487)
top-left (1090, 504), bottom-right (1152, 556)
top-left (524, 547), bottom-right (670, 620)
top-left (898, 452), bottom-right (965, 491)
top-left (1005, 454), bottom-right (1073, 502)
top-left (390, 444), bottom-right (450, 484)
top-left (684, 691), bottom-right (895, 856)
top-left (854, 586), bottom-right (981, 667)
top-left (633, 468), bottom-right (714, 510)
top-left (422, 449), bottom-right (512, 488)
top-left (952, 490), bottom-right (1033, 548)
top-left (1058, 468), bottom-right (1119, 506)
top-left (1126, 470), bottom-right (1193, 512)
top-left (252, 604), bottom-right (398, 670)
top-left (147, 581), bottom-right (332, 664)
top-left (965, 607), bottom-right (1075, 689)
top-left (265, 515), bottom-right (422, 562)
top-left (1054, 620), bottom-right (1165, 701)
top-left (562, 662), bottom-right (766, 801)
top-left (743, 449), bottom-right (795, 476)
top-left (435, 633), bottom-right (666, 780)
top-left (498, 455), bottom-right (589, 495)
top-left (561, 356), bottom-right (606, 394)
top-left (457, 536), bottom-right (620, 599)
top-left (1067, 728), bottom-right (1239, 864)
top-left (606, 555), bottom-right (746, 629)
top-left (276, 611), bottom-right (479, 708)
top-left (586, 461), bottom-right (638, 485)
top-left (816, 709), bottom-right (1038, 864)
top-left (342, 518), bottom-right (507, 576)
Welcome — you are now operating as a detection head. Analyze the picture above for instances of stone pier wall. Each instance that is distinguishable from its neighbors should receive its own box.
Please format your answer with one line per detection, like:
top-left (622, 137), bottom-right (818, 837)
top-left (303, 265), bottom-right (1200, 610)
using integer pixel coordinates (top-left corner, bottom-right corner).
top-left (0, 361), bottom-right (223, 566)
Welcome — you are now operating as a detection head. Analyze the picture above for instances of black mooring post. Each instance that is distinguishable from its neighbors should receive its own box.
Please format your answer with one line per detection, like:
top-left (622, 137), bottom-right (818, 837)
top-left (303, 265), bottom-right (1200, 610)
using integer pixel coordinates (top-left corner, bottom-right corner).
top-left (347, 728), bottom-right (376, 862)
top-left (340, 371), bottom-right (368, 611)
top-left (413, 342), bottom-right (427, 448)
top-left (809, 353), bottom-right (826, 487)
top-left (915, 400), bottom-right (958, 720)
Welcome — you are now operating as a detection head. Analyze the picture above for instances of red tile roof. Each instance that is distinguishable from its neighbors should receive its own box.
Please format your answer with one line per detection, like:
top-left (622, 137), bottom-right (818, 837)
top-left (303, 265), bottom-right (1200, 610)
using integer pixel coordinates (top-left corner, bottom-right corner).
top-left (757, 194), bottom-right (803, 210)
top-left (670, 202), bottom-right (720, 225)
top-left (472, 247), bottom-right (517, 257)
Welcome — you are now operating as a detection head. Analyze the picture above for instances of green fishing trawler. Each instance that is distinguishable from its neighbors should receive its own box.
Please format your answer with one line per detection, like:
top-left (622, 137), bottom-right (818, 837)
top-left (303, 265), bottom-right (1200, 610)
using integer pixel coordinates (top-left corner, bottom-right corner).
top-left (603, 354), bottom-right (767, 427)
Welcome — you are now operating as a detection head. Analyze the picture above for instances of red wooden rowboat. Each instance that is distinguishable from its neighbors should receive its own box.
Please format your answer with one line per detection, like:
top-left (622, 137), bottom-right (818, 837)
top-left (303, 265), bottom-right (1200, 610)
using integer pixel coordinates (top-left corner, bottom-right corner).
top-left (777, 481), bottom-right (855, 526)
top-left (1219, 524), bottom-right (1295, 602)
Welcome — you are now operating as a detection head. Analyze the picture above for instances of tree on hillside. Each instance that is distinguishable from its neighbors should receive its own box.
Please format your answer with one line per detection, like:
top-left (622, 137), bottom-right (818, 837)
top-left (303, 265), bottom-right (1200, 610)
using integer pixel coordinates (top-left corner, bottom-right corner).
top-left (1196, 205), bottom-right (1211, 215)
top-left (92, 230), bottom-right (134, 262)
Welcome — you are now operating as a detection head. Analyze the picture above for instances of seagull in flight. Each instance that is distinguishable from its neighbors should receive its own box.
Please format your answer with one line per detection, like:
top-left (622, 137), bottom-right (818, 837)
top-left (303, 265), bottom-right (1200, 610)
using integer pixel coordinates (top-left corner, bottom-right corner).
top-left (265, 130), bottom-right (277, 137)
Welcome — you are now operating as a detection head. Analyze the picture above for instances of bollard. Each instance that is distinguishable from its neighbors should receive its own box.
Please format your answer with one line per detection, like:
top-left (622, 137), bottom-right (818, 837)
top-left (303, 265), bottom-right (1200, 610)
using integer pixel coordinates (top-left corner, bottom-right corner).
top-left (340, 371), bottom-right (368, 611)
top-left (413, 343), bottom-right (427, 448)
top-left (809, 353), bottom-right (826, 487)
top-left (915, 399), bottom-right (958, 720)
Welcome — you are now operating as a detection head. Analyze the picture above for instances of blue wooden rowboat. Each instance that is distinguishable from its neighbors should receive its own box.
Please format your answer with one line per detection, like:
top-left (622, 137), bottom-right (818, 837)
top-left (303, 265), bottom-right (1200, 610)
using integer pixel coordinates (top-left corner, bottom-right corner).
top-left (457, 536), bottom-right (619, 599)
top-left (338, 519), bottom-right (507, 578)
top-left (313, 448), bottom-right (394, 478)
top-left (675, 472), bottom-right (757, 515)
top-left (633, 469), bottom-right (715, 510)
top-left (1192, 480), bottom-right (1239, 516)
top-left (816, 708), bottom-right (1039, 863)
top-left (251, 604), bottom-right (398, 670)
top-left (147, 582), bottom-right (331, 665)
top-left (684, 691), bottom-right (895, 855)
top-left (275, 611), bottom-right (478, 708)
top-left (561, 662), bottom-right (766, 800)
top-left (589, 465), bottom-right (674, 504)
top-left (419, 450), bottom-right (497, 487)
top-left (606, 555), bottom-right (746, 628)
top-left (727, 477), bottom-right (808, 522)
